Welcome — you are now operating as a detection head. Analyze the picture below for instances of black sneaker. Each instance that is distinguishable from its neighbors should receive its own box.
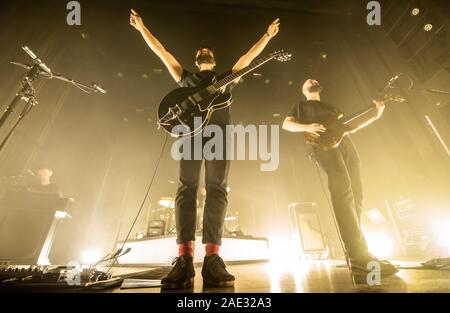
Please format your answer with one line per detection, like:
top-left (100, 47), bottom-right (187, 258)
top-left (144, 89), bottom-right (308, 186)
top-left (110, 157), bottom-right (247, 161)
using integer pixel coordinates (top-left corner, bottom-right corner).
top-left (202, 255), bottom-right (235, 288)
top-left (161, 256), bottom-right (195, 290)
top-left (350, 253), bottom-right (398, 277)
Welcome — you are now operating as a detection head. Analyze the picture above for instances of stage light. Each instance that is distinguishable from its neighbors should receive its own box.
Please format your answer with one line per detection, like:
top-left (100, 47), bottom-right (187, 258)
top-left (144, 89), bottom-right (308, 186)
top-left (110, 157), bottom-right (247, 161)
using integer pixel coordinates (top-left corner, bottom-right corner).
top-left (54, 211), bottom-right (71, 219)
top-left (366, 208), bottom-right (386, 224)
top-left (81, 249), bottom-right (101, 265)
top-left (265, 233), bottom-right (306, 292)
top-left (266, 233), bottom-right (299, 265)
top-left (424, 24), bottom-right (433, 31)
top-left (364, 230), bottom-right (395, 259)
top-left (432, 219), bottom-right (450, 253)
top-left (411, 8), bottom-right (420, 16)
top-left (158, 197), bottom-right (175, 208)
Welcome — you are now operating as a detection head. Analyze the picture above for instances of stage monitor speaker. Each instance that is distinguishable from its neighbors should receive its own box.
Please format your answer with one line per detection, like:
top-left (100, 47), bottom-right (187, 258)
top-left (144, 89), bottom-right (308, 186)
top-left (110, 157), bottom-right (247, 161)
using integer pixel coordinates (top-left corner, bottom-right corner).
top-left (289, 202), bottom-right (327, 255)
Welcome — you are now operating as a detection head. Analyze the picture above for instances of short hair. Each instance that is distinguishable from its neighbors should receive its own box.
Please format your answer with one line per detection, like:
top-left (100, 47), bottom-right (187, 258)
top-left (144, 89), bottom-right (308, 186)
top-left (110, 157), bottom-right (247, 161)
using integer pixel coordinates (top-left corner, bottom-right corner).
top-left (195, 45), bottom-right (215, 56)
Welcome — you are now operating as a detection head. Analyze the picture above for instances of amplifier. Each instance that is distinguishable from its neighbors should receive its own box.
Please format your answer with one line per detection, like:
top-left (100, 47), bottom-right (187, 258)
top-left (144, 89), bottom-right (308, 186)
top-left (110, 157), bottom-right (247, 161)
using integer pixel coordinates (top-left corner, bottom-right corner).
top-left (148, 220), bottom-right (165, 228)
top-left (147, 220), bottom-right (166, 237)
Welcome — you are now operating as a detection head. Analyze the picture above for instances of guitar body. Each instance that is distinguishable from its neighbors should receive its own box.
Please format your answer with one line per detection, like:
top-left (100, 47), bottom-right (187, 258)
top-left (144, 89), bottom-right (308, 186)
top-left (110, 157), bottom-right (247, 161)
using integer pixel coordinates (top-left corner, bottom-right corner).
top-left (303, 116), bottom-right (355, 149)
top-left (303, 92), bottom-right (405, 149)
top-left (157, 76), bottom-right (232, 137)
top-left (156, 50), bottom-right (291, 138)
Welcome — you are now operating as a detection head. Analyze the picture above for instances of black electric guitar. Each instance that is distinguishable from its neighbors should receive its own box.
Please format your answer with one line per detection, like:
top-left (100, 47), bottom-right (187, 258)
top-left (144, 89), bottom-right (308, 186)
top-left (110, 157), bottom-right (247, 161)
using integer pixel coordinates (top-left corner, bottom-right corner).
top-left (157, 50), bottom-right (291, 137)
top-left (304, 94), bottom-right (405, 149)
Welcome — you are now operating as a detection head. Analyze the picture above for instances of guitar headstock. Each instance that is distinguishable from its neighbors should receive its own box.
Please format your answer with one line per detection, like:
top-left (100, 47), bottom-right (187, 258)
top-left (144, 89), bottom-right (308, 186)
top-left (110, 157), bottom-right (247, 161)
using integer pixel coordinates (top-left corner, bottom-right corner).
top-left (383, 93), bottom-right (405, 103)
top-left (270, 50), bottom-right (292, 62)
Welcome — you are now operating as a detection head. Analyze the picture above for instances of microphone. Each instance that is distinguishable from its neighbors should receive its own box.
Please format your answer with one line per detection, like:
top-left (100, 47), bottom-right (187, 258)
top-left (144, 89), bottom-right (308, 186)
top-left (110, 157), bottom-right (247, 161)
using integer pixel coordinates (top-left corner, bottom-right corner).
top-left (121, 247), bottom-right (131, 256)
top-left (22, 46), bottom-right (37, 59)
top-left (22, 46), bottom-right (53, 76)
top-left (11, 60), bottom-right (53, 78)
top-left (91, 83), bottom-right (107, 94)
top-left (112, 248), bottom-right (123, 258)
top-left (10, 60), bottom-right (32, 70)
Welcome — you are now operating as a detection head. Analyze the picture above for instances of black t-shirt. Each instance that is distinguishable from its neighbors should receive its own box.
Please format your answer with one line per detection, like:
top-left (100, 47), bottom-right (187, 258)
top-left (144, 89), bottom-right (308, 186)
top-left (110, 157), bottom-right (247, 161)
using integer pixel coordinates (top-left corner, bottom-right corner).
top-left (288, 100), bottom-right (342, 125)
top-left (27, 182), bottom-right (62, 197)
top-left (178, 69), bottom-right (236, 125)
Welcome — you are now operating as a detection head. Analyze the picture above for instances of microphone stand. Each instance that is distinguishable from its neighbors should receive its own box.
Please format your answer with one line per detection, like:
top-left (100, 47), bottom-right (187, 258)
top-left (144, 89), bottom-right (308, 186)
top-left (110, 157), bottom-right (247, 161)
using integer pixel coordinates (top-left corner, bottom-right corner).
top-left (386, 85), bottom-right (450, 96)
top-left (0, 46), bottom-right (107, 154)
top-left (382, 73), bottom-right (450, 96)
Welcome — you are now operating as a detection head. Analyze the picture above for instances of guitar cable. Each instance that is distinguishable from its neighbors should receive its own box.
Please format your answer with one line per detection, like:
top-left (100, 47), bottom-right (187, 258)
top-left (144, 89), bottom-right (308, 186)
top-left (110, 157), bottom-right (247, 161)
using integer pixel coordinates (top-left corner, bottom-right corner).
top-left (104, 133), bottom-right (169, 274)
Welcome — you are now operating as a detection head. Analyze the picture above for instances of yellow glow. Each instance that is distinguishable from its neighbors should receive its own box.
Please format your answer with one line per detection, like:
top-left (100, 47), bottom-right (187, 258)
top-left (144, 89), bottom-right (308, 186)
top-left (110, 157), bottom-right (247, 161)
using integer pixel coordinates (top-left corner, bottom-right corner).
top-left (264, 233), bottom-right (310, 292)
top-left (433, 219), bottom-right (450, 253)
top-left (81, 249), bottom-right (101, 265)
top-left (411, 8), bottom-right (420, 16)
top-left (364, 230), bottom-right (395, 259)
top-left (158, 197), bottom-right (175, 208)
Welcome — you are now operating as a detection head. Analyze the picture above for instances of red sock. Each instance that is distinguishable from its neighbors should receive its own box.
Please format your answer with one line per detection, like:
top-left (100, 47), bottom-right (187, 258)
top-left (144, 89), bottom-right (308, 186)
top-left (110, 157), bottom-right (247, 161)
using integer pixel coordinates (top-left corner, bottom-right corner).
top-left (205, 242), bottom-right (220, 256)
top-left (178, 241), bottom-right (194, 257)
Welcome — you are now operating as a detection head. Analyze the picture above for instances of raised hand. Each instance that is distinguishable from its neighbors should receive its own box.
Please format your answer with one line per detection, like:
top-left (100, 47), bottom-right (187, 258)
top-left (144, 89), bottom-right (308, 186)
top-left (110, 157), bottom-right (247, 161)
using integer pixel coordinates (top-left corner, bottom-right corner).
top-left (130, 9), bottom-right (144, 31)
top-left (373, 99), bottom-right (386, 118)
top-left (266, 18), bottom-right (280, 39)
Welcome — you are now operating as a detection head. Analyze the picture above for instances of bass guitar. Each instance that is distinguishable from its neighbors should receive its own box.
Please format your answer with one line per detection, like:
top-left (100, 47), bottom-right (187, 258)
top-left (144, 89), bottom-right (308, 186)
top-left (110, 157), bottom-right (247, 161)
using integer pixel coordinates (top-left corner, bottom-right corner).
top-left (304, 94), bottom-right (404, 149)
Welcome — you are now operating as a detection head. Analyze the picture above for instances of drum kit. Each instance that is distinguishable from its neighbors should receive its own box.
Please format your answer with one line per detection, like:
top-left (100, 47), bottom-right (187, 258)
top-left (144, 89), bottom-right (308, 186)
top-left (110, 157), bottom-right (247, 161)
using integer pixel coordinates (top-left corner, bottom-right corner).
top-left (151, 194), bottom-right (241, 236)
top-left (152, 196), bottom-right (204, 234)
top-left (150, 197), bottom-right (176, 235)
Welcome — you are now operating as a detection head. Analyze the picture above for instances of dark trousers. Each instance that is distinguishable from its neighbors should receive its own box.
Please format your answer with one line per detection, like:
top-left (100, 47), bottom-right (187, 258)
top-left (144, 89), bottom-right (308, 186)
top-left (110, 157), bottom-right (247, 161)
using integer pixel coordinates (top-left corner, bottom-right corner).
top-left (175, 130), bottom-right (230, 245)
top-left (309, 136), bottom-right (368, 258)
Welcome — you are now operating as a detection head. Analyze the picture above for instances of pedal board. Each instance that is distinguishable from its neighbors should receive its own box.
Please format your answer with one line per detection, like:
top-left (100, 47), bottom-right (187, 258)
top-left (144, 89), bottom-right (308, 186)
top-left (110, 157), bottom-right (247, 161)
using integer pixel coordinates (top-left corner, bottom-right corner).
top-left (0, 265), bottom-right (122, 291)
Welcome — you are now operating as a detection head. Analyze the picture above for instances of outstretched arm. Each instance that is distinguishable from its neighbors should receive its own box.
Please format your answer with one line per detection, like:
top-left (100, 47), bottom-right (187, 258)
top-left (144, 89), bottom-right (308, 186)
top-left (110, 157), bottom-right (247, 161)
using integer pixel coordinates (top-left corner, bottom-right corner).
top-left (232, 18), bottom-right (280, 74)
top-left (348, 100), bottom-right (385, 133)
top-left (130, 9), bottom-right (183, 82)
top-left (283, 116), bottom-right (326, 137)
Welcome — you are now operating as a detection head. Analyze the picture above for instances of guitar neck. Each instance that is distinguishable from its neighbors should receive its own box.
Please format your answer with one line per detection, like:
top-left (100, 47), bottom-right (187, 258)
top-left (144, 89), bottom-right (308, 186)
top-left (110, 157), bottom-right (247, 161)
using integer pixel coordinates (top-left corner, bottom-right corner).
top-left (343, 95), bottom-right (399, 125)
top-left (212, 55), bottom-right (274, 90)
top-left (342, 105), bottom-right (377, 125)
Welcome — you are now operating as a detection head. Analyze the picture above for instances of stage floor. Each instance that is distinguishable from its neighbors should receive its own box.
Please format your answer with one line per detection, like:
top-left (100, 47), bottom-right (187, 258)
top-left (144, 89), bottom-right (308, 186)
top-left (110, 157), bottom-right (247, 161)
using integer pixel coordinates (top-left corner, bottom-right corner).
top-left (108, 259), bottom-right (450, 293)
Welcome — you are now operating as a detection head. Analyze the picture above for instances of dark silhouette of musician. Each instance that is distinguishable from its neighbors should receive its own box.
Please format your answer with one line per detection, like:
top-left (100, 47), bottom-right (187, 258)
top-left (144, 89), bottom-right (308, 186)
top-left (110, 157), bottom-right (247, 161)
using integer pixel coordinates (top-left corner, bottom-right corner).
top-left (130, 8), bottom-right (279, 289)
top-left (27, 167), bottom-right (62, 197)
top-left (283, 79), bottom-right (398, 276)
